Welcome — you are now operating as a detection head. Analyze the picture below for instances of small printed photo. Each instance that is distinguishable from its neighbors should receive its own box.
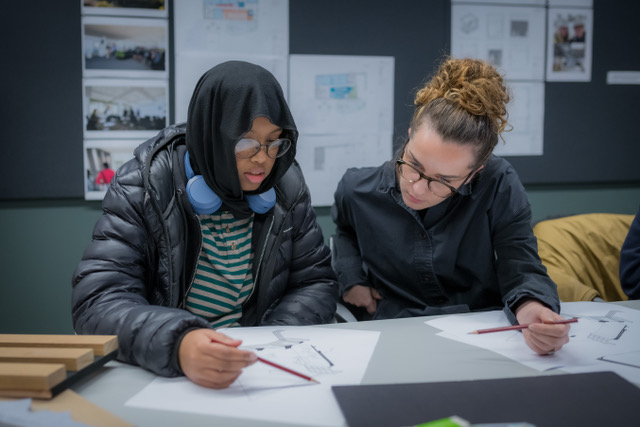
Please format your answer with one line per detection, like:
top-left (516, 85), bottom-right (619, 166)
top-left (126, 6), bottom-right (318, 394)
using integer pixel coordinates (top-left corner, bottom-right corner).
top-left (82, 16), bottom-right (168, 78)
top-left (83, 78), bottom-right (168, 139)
top-left (82, 0), bottom-right (167, 18)
top-left (510, 19), bottom-right (529, 37)
top-left (546, 8), bottom-right (593, 82)
top-left (84, 140), bottom-right (142, 200)
top-left (487, 49), bottom-right (503, 67)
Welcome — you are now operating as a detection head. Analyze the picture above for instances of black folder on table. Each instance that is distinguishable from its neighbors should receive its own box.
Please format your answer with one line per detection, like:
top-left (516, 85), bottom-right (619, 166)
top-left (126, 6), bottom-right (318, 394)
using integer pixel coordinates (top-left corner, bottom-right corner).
top-left (332, 371), bottom-right (640, 427)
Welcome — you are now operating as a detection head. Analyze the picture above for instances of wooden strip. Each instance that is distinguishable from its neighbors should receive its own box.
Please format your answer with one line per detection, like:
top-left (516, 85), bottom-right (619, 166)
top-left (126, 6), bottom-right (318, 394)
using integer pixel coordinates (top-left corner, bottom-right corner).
top-left (0, 335), bottom-right (117, 356)
top-left (0, 347), bottom-right (95, 371)
top-left (0, 388), bottom-right (53, 399)
top-left (0, 363), bottom-right (66, 392)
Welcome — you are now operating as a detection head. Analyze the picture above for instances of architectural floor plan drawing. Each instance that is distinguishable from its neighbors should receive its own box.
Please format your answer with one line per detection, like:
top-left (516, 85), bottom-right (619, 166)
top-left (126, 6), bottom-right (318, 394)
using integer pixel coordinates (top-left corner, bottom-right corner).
top-left (426, 301), bottom-right (640, 385)
top-left (126, 326), bottom-right (380, 426)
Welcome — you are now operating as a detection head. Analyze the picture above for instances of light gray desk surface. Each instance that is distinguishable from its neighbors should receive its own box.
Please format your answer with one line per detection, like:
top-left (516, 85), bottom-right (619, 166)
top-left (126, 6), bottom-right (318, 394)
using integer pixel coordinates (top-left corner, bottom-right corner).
top-left (71, 300), bottom-right (640, 427)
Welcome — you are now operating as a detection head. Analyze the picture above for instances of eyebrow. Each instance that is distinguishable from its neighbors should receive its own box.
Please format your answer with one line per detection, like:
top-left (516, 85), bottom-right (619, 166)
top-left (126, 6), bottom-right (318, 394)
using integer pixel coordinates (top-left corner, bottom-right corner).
top-left (406, 149), bottom-right (464, 180)
top-left (245, 126), bottom-right (283, 138)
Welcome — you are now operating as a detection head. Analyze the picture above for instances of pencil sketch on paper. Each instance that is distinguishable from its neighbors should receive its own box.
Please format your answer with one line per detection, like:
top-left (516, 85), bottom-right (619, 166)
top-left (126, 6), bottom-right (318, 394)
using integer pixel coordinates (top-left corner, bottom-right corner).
top-left (562, 309), bottom-right (633, 345)
top-left (242, 331), bottom-right (343, 383)
top-left (425, 302), bottom-right (640, 384)
top-left (125, 326), bottom-right (381, 427)
top-left (599, 351), bottom-right (640, 370)
top-left (232, 330), bottom-right (344, 398)
top-left (243, 329), bottom-right (309, 350)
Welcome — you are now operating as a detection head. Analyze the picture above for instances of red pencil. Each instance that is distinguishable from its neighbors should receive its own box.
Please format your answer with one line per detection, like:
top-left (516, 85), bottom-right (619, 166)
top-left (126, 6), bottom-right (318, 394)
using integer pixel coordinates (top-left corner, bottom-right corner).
top-left (468, 317), bottom-right (578, 334)
top-left (210, 338), bottom-right (319, 384)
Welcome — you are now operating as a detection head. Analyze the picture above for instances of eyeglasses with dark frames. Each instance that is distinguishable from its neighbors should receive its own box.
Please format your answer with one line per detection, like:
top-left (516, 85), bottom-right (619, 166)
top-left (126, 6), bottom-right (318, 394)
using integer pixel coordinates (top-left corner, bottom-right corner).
top-left (234, 138), bottom-right (292, 159)
top-left (395, 152), bottom-right (475, 198)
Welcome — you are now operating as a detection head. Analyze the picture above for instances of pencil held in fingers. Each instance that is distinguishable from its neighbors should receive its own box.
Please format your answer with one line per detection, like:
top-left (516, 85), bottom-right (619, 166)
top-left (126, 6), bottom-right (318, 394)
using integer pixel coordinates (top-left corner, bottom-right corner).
top-left (257, 356), bottom-right (320, 384)
top-left (211, 337), bottom-right (320, 384)
top-left (468, 317), bottom-right (578, 334)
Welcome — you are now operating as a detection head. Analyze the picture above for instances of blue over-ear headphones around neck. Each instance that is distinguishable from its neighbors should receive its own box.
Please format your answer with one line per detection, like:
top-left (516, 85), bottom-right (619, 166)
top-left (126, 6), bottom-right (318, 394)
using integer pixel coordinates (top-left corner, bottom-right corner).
top-left (184, 151), bottom-right (276, 215)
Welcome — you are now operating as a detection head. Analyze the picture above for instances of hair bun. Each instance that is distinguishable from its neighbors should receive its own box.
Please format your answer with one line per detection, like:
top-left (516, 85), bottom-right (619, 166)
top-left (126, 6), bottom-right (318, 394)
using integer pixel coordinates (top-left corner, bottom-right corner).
top-left (415, 58), bottom-right (510, 135)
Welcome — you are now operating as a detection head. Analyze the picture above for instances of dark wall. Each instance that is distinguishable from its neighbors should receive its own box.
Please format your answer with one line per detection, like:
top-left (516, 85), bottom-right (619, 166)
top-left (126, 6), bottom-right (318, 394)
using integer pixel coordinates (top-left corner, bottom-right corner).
top-left (290, 0), bottom-right (451, 152)
top-left (507, 1), bottom-right (640, 184)
top-left (1, 0), bottom-right (638, 201)
top-left (0, 1), bottom-right (84, 199)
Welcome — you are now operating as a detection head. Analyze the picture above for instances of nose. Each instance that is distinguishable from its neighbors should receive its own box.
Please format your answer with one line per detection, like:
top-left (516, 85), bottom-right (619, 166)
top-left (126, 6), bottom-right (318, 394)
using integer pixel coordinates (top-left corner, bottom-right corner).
top-left (410, 178), bottom-right (430, 194)
top-left (251, 145), bottom-right (270, 162)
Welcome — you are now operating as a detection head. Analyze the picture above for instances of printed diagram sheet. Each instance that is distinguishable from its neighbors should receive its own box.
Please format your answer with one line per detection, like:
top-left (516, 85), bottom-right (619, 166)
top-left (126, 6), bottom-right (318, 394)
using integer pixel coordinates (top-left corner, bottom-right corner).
top-left (126, 326), bottom-right (380, 426)
top-left (450, 3), bottom-right (546, 156)
top-left (426, 301), bottom-right (640, 385)
top-left (173, 0), bottom-right (288, 56)
top-left (493, 81), bottom-right (544, 157)
top-left (289, 54), bottom-right (394, 206)
top-left (172, 0), bottom-right (289, 122)
top-left (451, 3), bottom-right (546, 81)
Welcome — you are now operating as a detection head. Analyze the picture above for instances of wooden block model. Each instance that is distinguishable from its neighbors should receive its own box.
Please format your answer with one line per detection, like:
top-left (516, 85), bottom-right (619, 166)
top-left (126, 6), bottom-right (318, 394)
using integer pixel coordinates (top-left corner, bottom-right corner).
top-left (0, 334), bottom-right (118, 399)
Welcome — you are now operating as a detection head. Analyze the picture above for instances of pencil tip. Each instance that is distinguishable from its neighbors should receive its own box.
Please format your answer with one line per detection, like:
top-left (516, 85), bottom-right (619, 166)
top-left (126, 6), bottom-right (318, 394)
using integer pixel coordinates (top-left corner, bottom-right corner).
top-left (468, 331), bottom-right (478, 334)
top-left (311, 378), bottom-right (320, 384)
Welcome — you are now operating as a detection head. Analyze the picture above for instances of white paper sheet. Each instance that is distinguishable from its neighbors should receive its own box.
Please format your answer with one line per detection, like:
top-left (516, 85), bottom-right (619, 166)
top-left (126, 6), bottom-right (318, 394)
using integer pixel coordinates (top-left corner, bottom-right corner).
top-left (451, 4), bottom-right (546, 81)
top-left (493, 81), bottom-right (544, 156)
top-left (426, 301), bottom-right (640, 384)
top-left (173, 0), bottom-right (289, 123)
top-left (126, 326), bottom-right (380, 426)
top-left (173, 0), bottom-right (288, 56)
top-left (173, 52), bottom-right (288, 123)
top-left (289, 55), bottom-right (394, 135)
top-left (295, 132), bottom-right (393, 206)
top-left (451, 3), bottom-right (546, 157)
top-left (289, 54), bottom-right (394, 206)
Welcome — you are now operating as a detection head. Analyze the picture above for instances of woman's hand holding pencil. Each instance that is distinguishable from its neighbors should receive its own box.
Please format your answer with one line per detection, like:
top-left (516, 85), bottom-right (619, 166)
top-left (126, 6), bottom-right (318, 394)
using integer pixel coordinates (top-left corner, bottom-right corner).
top-left (512, 299), bottom-right (573, 356)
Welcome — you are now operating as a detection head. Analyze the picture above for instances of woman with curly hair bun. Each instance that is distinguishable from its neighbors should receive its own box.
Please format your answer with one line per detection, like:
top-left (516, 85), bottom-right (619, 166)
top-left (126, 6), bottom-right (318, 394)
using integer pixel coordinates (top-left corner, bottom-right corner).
top-left (332, 57), bottom-right (570, 355)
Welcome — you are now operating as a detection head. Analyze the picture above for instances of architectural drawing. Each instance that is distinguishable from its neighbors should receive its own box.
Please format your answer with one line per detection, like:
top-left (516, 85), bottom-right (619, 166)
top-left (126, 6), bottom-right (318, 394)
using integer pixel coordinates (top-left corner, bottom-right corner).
top-left (243, 329), bottom-right (309, 350)
top-left (126, 326), bottom-right (381, 426)
top-left (426, 301), bottom-right (640, 384)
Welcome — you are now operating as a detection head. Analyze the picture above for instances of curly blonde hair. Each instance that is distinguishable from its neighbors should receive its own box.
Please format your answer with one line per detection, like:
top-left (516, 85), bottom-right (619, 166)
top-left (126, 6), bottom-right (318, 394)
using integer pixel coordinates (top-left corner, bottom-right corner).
top-left (411, 57), bottom-right (511, 167)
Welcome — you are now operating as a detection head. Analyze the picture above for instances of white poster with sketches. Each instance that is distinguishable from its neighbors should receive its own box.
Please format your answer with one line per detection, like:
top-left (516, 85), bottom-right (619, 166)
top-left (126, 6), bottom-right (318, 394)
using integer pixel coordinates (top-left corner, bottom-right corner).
top-left (289, 54), bottom-right (395, 206)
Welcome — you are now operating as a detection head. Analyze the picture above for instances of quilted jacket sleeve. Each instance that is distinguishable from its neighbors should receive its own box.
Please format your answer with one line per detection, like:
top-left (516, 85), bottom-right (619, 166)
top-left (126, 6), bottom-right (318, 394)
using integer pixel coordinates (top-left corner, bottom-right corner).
top-left (71, 155), bottom-right (210, 377)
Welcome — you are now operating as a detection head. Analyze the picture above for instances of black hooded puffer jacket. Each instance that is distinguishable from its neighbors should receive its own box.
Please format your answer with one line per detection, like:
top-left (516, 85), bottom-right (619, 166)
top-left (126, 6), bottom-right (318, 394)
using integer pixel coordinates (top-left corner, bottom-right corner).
top-left (71, 124), bottom-right (338, 377)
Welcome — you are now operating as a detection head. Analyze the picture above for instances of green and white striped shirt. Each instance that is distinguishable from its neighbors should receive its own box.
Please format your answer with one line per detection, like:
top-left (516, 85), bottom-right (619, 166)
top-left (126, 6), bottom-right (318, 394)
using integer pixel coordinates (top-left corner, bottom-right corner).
top-left (185, 211), bottom-right (254, 328)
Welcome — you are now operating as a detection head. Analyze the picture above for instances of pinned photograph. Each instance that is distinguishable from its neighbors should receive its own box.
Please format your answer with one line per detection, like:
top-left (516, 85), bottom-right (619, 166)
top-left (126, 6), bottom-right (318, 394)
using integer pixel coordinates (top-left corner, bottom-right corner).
top-left (82, 0), bottom-right (167, 18)
top-left (83, 78), bottom-right (168, 139)
top-left (546, 8), bottom-right (593, 82)
top-left (82, 16), bottom-right (168, 79)
top-left (84, 140), bottom-right (141, 200)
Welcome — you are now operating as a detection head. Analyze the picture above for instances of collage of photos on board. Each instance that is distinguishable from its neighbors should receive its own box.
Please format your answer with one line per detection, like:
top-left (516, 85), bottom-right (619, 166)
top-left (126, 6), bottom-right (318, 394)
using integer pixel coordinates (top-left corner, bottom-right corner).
top-left (81, 0), bottom-right (168, 200)
top-left (546, 7), bottom-right (593, 82)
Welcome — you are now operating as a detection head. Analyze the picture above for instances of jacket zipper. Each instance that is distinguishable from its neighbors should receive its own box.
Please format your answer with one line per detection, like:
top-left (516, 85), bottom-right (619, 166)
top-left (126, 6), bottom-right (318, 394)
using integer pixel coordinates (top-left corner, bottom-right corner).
top-left (243, 215), bottom-right (275, 307)
top-left (178, 188), bottom-right (202, 309)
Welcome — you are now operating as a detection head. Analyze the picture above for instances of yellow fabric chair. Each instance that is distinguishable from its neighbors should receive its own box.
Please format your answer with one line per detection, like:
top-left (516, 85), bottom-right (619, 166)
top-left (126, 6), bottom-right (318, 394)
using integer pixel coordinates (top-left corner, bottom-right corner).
top-left (533, 213), bottom-right (634, 302)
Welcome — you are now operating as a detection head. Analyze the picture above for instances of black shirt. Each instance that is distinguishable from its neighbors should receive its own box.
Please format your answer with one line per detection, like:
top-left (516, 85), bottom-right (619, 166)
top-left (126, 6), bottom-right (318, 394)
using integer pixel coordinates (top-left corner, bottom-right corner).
top-left (331, 155), bottom-right (560, 323)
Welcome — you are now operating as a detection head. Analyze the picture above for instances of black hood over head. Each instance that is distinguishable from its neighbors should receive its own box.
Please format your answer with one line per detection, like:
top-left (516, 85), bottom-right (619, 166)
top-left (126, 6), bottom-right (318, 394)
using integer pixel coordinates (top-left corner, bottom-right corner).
top-left (186, 60), bottom-right (298, 218)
